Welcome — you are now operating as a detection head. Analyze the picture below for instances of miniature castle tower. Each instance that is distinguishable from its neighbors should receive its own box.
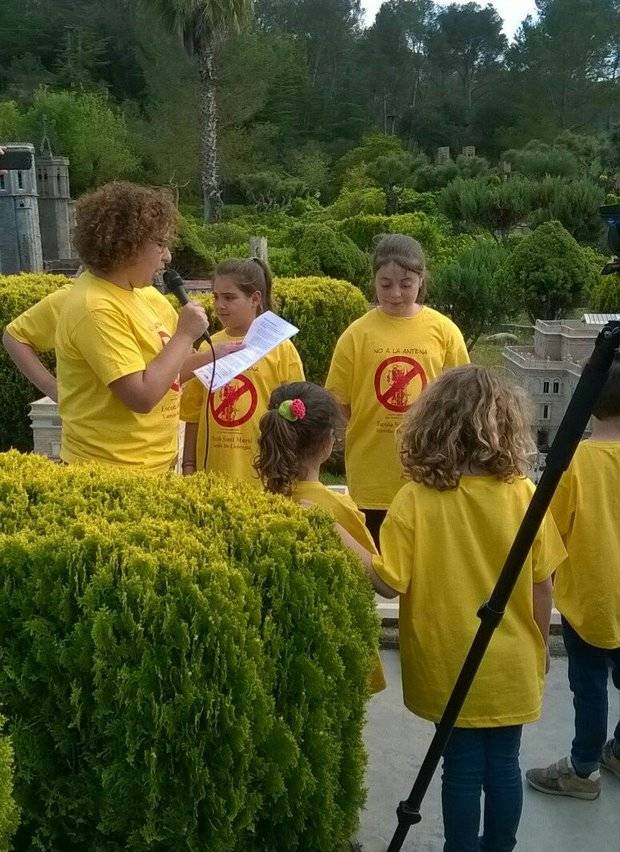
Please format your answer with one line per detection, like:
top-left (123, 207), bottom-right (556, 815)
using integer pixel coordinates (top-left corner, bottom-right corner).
top-left (35, 135), bottom-right (74, 262)
top-left (0, 143), bottom-right (43, 274)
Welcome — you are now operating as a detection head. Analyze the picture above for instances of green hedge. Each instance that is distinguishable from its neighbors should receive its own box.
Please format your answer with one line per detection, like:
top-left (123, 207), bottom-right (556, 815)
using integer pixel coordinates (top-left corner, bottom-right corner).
top-left (1, 273), bottom-right (366, 450)
top-left (273, 277), bottom-right (368, 383)
top-left (0, 452), bottom-right (378, 850)
top-left (0, 716), bottom-right (19, 852)
top-left (0, 273), bottom-right (73, 452)
top-left (291, 223), bottom-right (371, 292)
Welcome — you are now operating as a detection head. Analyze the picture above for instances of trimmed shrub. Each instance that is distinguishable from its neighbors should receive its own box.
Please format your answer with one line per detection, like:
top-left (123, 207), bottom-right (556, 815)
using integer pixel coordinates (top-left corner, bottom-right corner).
top-left (396, 189), bottom-right (439, 216)
top-left (292, 223), bottom-right (371, 292)
top-left (0, 452), bottom-right (378, 851)
top-left (1, 274), bottom-right (365, 449)
top-left (0, 273), bottom-right (72, 452)
top-left (502, 143), bottom-right (580, 179)
top-left (273, 277), bottom-right (368, 383)
top-left (430, 239), bottom-right (515, 349)
top-left (337, 212), bottom-right (449, 268)
top-left (324, 187), bottom-right (387, 220)
top-left (500, 220), bottom-right (598, 321)
top-left (238, 171), bottom-right (309, 211)
top-left (528, 176), bottom-right (606, 244)
top-left (0, 716), bottom-right (19, 851)
top-left (439, 176), bottom-right (532, 236)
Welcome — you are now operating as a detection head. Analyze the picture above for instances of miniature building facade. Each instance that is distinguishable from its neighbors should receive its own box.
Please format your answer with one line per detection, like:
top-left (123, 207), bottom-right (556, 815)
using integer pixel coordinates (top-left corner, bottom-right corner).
top-left (36, 154), bottom-right (73, 262)
top-left (0, 143), bottom-right (43, 274)
top-left (503, 316), bottom-right (619, 447)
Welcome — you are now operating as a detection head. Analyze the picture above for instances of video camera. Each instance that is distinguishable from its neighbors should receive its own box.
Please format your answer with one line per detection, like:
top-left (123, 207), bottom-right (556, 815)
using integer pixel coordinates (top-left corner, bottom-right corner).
top-left (601, 203), bottom-right (620, 275)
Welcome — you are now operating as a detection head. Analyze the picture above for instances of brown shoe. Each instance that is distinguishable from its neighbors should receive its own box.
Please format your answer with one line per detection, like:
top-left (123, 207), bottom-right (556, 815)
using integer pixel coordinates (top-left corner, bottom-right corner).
top-left (600, 740), bottom-right (620, 779)
top-left (526, 756), bottom-right (601, 800)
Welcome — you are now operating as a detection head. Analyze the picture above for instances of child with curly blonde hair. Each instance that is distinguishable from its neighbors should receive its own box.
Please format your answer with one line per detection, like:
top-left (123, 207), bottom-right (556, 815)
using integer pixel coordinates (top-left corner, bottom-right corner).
top-left (367, 365), bottom-right (566, 852)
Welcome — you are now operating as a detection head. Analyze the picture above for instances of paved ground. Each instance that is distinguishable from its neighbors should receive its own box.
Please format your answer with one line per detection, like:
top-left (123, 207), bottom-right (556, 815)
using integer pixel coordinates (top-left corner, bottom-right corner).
top-left (359, 650), bottom-right (620, 851)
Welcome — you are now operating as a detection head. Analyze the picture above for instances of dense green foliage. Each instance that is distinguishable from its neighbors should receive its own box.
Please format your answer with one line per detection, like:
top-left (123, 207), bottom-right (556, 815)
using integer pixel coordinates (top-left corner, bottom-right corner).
top-left (430, 239), bottom-right (514, 349)
top-left (273, 277), bottom-right (368, 382)
top-left (0, 0), bottom-right (617, 202)
top-left (499, 221), bottom-right (599, 321)
top-left (0, 451), bottom-right (378, 850)
top-left (0, 717), bottom-right (19, 852)
top-left (0, 274), bottom-right (72, 451)
top-left (0, 273), bottom-right (367, 450)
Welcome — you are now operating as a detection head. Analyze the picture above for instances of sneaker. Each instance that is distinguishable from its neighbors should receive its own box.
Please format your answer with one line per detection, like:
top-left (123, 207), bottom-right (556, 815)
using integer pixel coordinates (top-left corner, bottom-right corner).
top-left (601, 741), bottom-right (620, 778)
top-left (526, 756), bottom-right (601, 800)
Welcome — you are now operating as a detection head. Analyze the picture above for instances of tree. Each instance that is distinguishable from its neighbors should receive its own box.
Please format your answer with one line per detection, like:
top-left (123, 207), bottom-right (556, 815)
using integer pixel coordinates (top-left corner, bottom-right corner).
top-left (359, 0), bottom-right (435, 132)
top-left (2, 89), bottom-right (138, 195)
top-left (430, 239), bottom-right (514, 349)
top-left (149, 0), bottom-right (252, 221)
top-left (500, 220), bottom-right (598, 321)
top-left (428, 3), bottom-right (507, 118)
top-left (508, 0), bottom-right (620, 133)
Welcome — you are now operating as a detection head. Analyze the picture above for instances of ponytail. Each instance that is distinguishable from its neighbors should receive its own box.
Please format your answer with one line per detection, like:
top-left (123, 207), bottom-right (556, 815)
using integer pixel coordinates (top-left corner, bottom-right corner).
top-left (250, 257), bottom-right (273, 312)
top-left (255, 382), bottom-right (343, 496)
top-left (256, 409), bottom-right (299, 495)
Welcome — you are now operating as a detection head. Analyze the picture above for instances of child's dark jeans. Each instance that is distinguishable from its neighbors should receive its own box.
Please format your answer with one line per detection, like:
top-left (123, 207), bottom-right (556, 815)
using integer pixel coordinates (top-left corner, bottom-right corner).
top-left (441, 725), bottom-right (523, 852)
top-left (562, 617), bottom-right (620, 776)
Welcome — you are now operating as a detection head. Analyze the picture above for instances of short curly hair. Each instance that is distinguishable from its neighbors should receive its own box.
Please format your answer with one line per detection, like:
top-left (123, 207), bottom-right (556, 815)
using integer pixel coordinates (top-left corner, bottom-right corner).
top-left (399, 365), bottom-right (536, 490)
top-left (73, 181), bottom-right (177, 273)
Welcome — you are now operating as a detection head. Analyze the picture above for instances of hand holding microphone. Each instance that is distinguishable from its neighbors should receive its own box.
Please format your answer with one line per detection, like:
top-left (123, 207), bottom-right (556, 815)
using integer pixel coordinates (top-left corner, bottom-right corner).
top-left (163, 269), bottom-right (210, 345)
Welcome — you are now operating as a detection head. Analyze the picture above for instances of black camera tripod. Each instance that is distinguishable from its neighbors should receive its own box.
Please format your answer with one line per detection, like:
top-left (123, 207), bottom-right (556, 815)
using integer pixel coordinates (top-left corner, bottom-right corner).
top-left (387, 319), bottom-right (620, 852)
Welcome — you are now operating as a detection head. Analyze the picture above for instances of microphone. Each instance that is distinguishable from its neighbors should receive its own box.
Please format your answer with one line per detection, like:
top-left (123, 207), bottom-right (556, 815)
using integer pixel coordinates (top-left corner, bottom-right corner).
top-left (163, 268), bottom-right (211, 342)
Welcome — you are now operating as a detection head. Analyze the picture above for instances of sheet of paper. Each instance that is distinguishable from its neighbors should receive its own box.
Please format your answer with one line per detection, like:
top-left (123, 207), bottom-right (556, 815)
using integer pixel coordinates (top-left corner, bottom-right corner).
top-left (193, 310), bottom-right (299, 392)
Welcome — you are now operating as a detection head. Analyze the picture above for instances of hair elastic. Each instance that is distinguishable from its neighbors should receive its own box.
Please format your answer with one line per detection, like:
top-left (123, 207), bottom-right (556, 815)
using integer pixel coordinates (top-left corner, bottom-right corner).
top-left (278, 399), bottom-right (306, 422)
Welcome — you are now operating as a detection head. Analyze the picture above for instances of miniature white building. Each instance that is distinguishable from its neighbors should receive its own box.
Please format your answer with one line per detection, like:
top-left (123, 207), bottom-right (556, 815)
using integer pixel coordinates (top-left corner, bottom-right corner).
top-left (503, 315), bottom-right (620, 447)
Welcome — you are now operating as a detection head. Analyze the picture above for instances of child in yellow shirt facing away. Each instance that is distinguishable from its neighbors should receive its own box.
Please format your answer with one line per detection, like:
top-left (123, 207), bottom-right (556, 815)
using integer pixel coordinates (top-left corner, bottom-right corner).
top-left (181, 258), bottom-right (304, 483)
top-left (325, 234), bottom-right (469, 548)
top-left (362, 365), bottom-right (566, 852)
top-left (527, 353), bottom-right (620, 800)
top-left (255, 380), bottom-right (386, 694)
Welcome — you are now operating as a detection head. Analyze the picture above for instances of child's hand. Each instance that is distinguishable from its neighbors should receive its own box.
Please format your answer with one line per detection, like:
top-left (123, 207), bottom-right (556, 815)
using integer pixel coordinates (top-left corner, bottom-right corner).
top-left (213, 342), bottom-right (244, 360)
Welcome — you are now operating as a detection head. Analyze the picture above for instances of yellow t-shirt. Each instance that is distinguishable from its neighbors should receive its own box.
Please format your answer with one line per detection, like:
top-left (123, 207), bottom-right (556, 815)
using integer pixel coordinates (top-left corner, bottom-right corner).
top-left (5, 284), bottom-right (73, 351)
top-left (550, 440), bottom-right (620, 649)
top-left (180, 329), bottom-right (304, 484)
top-left (376, 476), bottom-right (566, 727)
top-left (55, 272), bottom-right (181, 473)
top-left (292, 480), bottom-right (386, 694)
top-left (325, 307), bottom-right (469, 509)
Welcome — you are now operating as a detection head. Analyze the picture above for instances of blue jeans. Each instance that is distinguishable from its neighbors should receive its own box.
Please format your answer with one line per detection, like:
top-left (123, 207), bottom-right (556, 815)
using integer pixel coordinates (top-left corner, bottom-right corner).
top-left (441, 726), bottom-right (523, 852)
top-left (562, 617), bottom-right (620, 776)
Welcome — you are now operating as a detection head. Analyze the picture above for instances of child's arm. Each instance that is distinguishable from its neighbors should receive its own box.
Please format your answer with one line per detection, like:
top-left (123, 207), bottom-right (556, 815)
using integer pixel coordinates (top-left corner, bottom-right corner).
top-left (335, 524), bottom-right (399, 599)
top-left (2, 331), bottom-right (58, 401)
top-left (533, 577), bottom-right (553, 672)
top-left (182, 422), bottom-right (198, 475)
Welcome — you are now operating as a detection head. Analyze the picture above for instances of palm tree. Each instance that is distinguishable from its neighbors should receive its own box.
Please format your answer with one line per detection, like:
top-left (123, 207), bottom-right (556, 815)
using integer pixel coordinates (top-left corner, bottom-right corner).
top-left (148, 0), bottom-right (252, 221)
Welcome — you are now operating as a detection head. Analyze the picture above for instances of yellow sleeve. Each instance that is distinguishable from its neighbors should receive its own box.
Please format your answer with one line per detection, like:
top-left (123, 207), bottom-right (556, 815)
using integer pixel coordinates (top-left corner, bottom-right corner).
top-left (532, 513), bottom-right (567, 583)
top-left (443, 321), bottom-right (470, 369)
top-left (325, 329), bottom-right (354, 405)
top-left (374, 508), bottom-right (414, 594)
top-left (180, 377), bottom-right (204, 423)
top-left (71, 308), bottom-right (147, 386)
top-left (282, 342), bottom-right (305, 382)
top-left (549, 469), bottom-right (575, 541)
top-left (5, 288), bottom-right (67, 352)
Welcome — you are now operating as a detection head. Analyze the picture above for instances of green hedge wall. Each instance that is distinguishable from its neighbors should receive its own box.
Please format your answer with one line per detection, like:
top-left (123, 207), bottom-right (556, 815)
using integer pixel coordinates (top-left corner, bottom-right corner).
top-left (0, 273), bottom-right (73, 452)
top-left (0, 452), bottom-right (378, 850)
top-left (1, 274), bottom-right (367, 451)
top-left (0, 716), bottom-right (19, 852)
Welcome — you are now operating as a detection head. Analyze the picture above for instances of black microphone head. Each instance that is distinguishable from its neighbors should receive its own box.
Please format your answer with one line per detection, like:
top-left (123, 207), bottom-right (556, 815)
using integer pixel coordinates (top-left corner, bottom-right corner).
top-left (163, 268), bottom-right (189, 304)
